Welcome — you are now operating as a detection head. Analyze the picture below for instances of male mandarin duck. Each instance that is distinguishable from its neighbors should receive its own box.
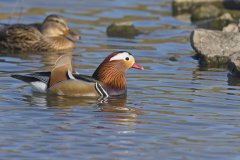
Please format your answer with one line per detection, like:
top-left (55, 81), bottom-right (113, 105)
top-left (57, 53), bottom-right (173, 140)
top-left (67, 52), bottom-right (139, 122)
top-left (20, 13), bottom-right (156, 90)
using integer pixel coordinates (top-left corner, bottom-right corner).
top-left (0, 14), bottom-right (80, 51)
top-left (11, 51), bottom-right (144, 97)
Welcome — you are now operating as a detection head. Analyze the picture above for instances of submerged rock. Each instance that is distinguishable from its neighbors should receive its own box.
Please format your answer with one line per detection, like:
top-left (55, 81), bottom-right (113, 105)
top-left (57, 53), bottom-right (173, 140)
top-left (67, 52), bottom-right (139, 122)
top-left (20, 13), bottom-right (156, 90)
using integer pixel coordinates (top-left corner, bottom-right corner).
top-left (191, 29), bottom-right (240, 67)
top-left (168, 55), bottom-right (178, 61)
top-left (106, 22), bottom-right (141, 38)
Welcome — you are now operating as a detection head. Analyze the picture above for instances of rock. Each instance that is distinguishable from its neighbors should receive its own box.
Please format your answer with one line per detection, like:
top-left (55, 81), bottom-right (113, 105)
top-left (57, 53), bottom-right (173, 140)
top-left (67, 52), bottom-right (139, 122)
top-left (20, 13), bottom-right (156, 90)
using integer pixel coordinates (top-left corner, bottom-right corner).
top-left (196, 18), bottom-right (232, 30)
top-left (168, 56), bottom-right (178, 61)
top-left (191, 28), bottom-right (240, 67)
top-left (191, 4), bottom-right (221, 22)
top-left (106, 22), bottom-right (141, 38)
top-left (175, 0), bottom-right (222, 2)
top-left (175, 14), bottom-right (191, 23)
top-left (172, 0), bottom-right (240, 30)
top-left (228, 52), bottom-right (240, 75)
top-left (172, 0), bottom-right (224, 15)
top-left (219, 13), bottom-right (234, 21)
top-left (195, 13), bottom-right (235, 30)
top-left (223, 23), bottom-right (239, 32)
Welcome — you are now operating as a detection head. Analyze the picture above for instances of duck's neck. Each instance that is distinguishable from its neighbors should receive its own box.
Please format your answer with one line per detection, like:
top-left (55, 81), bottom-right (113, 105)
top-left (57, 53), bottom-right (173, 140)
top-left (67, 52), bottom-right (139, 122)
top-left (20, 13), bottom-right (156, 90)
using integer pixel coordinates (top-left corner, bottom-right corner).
top-left (92, 63), bottom-right (126, 91)
top-left (45, 37), bottom-right (75, 50)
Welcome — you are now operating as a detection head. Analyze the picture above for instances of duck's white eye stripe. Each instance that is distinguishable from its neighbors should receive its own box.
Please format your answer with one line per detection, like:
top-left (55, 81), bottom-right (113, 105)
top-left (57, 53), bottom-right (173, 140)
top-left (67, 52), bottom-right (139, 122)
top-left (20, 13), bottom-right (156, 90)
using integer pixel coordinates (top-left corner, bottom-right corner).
top-left (110, 52), bottom-right (130, 61)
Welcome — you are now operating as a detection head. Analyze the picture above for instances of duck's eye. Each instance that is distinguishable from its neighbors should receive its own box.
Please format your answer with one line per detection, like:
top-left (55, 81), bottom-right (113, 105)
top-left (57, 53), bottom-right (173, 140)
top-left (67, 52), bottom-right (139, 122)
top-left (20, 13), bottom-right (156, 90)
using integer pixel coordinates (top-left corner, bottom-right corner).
top-left (125, 57), bottom-right (129, 61)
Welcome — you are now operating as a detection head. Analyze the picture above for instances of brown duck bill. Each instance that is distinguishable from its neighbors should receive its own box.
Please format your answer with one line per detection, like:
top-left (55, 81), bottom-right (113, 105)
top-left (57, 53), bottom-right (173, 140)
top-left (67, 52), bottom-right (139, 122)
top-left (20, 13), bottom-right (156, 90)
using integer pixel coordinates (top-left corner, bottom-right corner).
top-left (66, 29), bottom-right (81, 40)
top-left (131, 62), bottom-right (144, 70)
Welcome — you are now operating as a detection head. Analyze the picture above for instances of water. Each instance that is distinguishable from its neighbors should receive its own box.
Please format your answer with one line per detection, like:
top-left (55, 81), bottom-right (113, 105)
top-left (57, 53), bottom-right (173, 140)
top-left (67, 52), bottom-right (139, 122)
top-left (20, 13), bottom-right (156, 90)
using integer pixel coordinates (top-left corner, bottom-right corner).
top-left (0, 0), bottom-right (240, 160)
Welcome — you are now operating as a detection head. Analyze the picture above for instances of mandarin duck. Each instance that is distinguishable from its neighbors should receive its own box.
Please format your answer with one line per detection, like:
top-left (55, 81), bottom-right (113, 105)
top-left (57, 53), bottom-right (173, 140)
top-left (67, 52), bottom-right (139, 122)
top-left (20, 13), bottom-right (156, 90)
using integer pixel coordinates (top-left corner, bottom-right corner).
top-left (0, 14), bottom-right (80, 51)
top-left (11, 51), bottom-right (144, 97)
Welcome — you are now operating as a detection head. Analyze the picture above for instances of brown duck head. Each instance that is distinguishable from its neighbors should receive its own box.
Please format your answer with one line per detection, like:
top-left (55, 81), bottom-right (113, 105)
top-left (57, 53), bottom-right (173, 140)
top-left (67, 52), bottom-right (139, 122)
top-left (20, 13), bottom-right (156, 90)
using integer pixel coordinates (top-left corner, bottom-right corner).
top-left (92, 51), bottom-right (144, 94)
top-left (41, 14), bottom-right (80, 40)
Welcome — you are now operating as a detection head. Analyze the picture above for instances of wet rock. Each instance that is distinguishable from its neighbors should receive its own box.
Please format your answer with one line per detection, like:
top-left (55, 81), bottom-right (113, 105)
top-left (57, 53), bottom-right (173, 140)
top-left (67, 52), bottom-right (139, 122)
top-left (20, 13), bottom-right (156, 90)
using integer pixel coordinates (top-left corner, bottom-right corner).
top-left (196, 18), bottom-right (232, 30)
top-left (168, 56), bottom-right (178, 61)
top-left (219, 13), bottom-right (234, 21)
top-left (172, 0), bottom-right (240, 30)
top-left (191, 28), bottom-right (240, 67)
top-left (228, 52), bottom-right (240, 75)
top-left (106, 22), bottom-right (141, 38)
top-left (172, 0), bottom-right (224, 15)
top-left (191, 4), bottom-right (221, 22)
top-left (223, 23), bottom-right (239, 32)
top-left (196, 13), bottom-right (235, 30)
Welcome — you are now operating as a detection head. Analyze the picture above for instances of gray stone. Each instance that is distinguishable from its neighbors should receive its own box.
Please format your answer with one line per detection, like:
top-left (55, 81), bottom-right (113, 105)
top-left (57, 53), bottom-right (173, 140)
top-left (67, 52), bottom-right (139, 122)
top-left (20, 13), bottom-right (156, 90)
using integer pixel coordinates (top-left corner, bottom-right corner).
top-left (191, 29), bottom-right (240, 67)
top-left (223, 23), bottom-right (239, 32)
top-left (219, 13), bottom-right (234, 21)
top-left (172, 0), bottom-right (240, 30)
top-left (106, 22), bottom-right (141, 38)
top-left (191, 4), bottom-right (221, 22)
top-left (172, 0), bottom-right (224, 15)
top-left (195, 13), bottom-right (235, 30)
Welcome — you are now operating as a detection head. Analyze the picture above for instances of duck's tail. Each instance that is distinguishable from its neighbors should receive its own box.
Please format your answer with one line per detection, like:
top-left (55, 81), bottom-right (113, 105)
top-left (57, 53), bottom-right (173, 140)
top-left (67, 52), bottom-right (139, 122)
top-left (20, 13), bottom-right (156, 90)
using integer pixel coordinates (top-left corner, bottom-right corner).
top-left (11, 72), bottom-right (50, 93)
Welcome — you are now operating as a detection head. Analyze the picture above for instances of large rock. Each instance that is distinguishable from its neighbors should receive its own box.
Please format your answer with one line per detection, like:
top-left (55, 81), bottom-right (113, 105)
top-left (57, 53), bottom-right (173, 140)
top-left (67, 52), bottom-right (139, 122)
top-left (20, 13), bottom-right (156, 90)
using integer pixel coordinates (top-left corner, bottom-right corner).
top-left (172, 0), bottom-right (224, 15)
top-left (191, 4), bottom-right (221, 22)
top-left (172, 0), bottom-right (240, 14)
top-left (172, 0), bottom-right (240, 30)
top-left (191, 29), bottom-right (240, 67)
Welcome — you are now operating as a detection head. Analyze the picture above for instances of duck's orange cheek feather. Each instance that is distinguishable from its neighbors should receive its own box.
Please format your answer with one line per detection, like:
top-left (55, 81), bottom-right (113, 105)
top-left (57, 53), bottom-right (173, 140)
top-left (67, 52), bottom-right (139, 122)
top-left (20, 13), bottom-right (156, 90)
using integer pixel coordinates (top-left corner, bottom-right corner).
top-left (124, 59), bottom-right (135, 69)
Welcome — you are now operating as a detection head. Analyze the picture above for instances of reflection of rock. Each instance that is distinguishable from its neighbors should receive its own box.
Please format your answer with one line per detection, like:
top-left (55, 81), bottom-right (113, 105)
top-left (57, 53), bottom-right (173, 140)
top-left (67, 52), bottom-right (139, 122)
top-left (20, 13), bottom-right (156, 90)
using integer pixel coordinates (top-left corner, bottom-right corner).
top-left (227, 72), bottom-right (240, 86)
top-left (228, 52), bottom-right (240, 76)
top-left (106, 22), bottom-right (141, 38)
top-left (191, 28), bottom-right (240, 67)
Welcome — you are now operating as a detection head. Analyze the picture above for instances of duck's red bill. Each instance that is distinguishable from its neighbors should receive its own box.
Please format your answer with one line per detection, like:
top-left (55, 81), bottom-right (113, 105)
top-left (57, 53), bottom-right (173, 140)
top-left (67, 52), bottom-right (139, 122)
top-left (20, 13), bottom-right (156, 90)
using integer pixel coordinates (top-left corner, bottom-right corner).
top-left (132, 62), bottom-right (144, 70)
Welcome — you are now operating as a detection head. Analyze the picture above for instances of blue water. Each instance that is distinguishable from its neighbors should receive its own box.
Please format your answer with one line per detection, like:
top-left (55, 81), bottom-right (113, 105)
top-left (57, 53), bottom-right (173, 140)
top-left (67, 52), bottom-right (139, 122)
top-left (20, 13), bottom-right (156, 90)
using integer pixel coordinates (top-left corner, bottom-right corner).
top-left (0, 0), bottom-right (239, 160)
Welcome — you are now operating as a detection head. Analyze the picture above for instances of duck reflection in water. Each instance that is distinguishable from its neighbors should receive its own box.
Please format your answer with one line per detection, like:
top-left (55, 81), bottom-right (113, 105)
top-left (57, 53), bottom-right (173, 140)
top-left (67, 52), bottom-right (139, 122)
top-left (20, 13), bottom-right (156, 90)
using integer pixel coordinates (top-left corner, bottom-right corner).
top-left (24, 93), bottom-right (143, 127)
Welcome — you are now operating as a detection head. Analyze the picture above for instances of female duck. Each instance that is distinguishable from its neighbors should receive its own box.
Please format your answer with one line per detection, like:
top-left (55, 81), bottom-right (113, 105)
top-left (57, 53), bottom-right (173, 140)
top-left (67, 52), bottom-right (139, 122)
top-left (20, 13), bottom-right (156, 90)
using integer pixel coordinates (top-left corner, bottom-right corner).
top-left (0, 14), bottom-right (80, 51)
top-left (11, 51), bottom-right (144, 97)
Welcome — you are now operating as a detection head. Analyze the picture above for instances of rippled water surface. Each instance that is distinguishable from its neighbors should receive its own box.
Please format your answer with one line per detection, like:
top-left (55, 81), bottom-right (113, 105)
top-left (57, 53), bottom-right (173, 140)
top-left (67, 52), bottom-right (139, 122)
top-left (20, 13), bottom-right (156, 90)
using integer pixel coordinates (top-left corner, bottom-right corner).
top-left (0, 0), bottom-right (240, 160)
